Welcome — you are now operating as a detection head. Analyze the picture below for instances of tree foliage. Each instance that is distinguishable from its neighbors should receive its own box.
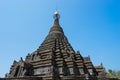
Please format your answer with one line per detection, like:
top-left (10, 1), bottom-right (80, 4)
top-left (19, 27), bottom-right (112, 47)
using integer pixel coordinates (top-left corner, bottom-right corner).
top-left (107, 69), bottom-right (120, 79)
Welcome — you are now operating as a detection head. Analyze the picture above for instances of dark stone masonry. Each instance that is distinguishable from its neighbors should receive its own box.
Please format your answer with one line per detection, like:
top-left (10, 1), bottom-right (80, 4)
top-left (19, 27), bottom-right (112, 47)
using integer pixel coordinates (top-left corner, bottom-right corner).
top-left (3, 11), bottom-right (106, 80)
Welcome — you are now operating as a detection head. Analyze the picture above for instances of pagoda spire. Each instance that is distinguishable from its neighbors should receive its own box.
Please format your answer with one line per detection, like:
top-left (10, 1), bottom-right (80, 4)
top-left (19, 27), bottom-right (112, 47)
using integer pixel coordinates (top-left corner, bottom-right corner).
top-left (49, 11), bottom-right (64, 34)
top-left (53, 10), bottom-right (60, 25)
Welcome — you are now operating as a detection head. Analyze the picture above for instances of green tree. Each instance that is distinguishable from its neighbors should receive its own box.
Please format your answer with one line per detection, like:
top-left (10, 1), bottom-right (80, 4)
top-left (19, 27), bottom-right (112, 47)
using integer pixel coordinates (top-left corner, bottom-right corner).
top-left (107, 69), bottom-right (120, 79)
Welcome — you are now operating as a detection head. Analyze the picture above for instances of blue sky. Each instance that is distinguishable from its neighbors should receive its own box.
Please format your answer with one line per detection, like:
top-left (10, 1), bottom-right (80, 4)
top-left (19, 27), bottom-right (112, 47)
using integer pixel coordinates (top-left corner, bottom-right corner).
top-left (0, 0), bottom-right (120, 77)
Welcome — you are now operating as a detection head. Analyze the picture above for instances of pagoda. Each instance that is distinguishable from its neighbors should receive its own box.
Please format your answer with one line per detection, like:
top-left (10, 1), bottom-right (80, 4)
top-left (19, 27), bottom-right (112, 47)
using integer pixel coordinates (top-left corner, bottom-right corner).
top-left (5, 11), bottom-right (106, 80)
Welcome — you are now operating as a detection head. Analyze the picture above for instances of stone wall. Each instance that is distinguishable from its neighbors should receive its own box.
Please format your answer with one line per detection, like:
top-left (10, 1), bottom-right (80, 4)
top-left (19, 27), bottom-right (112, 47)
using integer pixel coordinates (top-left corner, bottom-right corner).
top-left (1, 77), bottom-right (119, 80)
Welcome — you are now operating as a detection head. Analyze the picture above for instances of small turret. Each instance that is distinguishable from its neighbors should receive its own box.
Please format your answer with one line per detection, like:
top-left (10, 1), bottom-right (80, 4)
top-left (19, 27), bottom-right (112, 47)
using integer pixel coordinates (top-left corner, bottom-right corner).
top-left (20, 57), bottom-right (23, 62)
